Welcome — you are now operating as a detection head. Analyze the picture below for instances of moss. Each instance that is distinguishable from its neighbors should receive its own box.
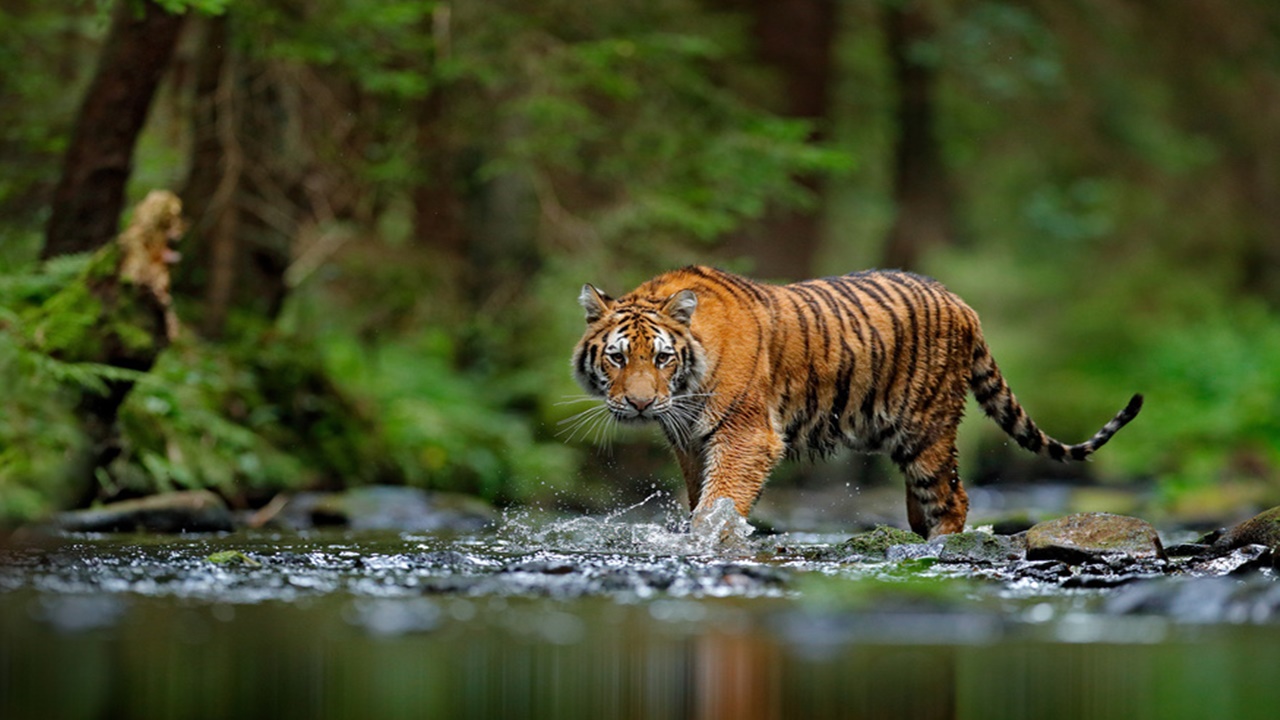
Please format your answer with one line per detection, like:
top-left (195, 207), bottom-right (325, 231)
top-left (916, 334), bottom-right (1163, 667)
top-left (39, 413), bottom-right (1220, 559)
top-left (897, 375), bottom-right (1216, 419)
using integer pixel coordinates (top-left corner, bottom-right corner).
top-left (206, 550), bottom-right (262, 567)
top-left (840, 525), bottom-right (925, 557)
top-left (26, 240), bottom-right (167, 364)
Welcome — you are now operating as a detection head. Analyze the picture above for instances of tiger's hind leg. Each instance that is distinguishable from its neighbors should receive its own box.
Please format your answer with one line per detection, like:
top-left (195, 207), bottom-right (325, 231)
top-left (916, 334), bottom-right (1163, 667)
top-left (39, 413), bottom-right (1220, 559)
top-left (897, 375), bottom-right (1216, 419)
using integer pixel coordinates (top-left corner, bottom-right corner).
top-left (893, 428), bottom-right (969, 539)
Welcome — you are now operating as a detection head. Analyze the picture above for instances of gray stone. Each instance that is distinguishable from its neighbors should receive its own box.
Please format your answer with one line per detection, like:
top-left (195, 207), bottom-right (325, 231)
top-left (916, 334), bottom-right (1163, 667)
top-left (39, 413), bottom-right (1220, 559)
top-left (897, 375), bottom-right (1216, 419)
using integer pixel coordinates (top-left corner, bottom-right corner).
top-left (1026, 512), bottom-right (1166, 565)
top-left (286, 486), bottom-right (496, 532)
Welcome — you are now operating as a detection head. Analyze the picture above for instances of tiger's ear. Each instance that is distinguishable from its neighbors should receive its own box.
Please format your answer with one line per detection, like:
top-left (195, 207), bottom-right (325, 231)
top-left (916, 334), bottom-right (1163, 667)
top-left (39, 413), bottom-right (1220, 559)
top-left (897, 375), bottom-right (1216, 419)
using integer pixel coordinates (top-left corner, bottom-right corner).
top-left (664, 289), bottom-right (697, 325)
top-left (579, 284), bottom-right (613, 323)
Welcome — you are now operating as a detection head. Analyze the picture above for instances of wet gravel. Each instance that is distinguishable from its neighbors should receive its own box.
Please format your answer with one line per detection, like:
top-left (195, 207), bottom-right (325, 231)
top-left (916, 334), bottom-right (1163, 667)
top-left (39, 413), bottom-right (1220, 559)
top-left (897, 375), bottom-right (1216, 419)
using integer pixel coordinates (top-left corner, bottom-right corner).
top-left (1, 509), bottom-right (1277, 634)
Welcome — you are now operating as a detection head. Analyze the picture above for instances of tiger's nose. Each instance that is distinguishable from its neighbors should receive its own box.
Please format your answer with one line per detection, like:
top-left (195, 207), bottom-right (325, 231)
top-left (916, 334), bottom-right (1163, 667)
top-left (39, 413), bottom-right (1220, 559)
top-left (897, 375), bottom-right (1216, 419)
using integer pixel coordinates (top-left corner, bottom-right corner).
top-left (627, 396), bottom-right (654, 412)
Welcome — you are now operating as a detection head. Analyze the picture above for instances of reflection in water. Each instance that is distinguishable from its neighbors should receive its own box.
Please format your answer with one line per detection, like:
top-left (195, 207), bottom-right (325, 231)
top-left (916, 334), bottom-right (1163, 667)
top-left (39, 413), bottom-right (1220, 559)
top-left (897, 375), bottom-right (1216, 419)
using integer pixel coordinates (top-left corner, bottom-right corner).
top-left (4, 591), bottom-right (1280, 720)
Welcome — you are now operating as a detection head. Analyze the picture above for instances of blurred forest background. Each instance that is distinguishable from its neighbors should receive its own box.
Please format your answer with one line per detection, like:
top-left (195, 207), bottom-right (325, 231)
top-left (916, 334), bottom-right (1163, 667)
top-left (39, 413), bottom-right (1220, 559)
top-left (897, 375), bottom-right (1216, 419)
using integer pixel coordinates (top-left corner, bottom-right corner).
top-left (2, 0), bottom-right (1279, 525)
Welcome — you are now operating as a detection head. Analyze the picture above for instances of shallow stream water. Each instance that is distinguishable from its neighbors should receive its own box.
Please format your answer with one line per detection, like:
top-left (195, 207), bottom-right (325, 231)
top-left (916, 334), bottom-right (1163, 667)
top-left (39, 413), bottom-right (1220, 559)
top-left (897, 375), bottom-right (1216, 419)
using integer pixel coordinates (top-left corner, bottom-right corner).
top-left (2, 494), bottom-right (1278, 719)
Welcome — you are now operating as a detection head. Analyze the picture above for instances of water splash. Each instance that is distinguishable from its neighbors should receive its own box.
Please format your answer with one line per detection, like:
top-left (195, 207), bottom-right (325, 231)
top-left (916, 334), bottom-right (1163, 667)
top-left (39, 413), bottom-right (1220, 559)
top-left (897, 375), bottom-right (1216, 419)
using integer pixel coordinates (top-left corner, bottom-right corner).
top-left (689, 497), bottom-right (755, 551)
top-left (498, 492), bottom-right (754, 556)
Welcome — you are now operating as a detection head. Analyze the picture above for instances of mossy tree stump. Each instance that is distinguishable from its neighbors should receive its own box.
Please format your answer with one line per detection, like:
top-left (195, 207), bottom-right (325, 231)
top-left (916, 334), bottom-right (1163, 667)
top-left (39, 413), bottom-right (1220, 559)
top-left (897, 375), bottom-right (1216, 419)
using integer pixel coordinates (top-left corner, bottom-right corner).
top-left (28, 190), bottom-right (186, 506)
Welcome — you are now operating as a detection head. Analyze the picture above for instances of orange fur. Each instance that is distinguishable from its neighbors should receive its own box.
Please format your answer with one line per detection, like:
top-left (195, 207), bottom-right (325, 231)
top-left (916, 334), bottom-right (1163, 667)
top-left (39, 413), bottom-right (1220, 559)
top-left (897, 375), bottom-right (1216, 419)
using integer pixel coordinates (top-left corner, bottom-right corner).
top-left (572, 266), bottom-right (1142, 538)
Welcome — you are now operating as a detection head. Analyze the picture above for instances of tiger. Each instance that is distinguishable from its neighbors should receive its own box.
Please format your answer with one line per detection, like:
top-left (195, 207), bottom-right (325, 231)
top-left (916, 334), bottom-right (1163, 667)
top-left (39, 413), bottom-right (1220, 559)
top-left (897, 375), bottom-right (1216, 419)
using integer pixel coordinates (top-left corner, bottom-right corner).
top-left (570, 265), bottom-right (1143, 539)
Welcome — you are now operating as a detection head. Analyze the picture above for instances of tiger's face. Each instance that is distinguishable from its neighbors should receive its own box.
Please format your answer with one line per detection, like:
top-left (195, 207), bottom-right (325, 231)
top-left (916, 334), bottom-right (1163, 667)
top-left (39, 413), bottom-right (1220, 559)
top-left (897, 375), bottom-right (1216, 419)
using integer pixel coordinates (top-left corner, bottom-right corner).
top-left (572, 284), bottom-right (706, 425)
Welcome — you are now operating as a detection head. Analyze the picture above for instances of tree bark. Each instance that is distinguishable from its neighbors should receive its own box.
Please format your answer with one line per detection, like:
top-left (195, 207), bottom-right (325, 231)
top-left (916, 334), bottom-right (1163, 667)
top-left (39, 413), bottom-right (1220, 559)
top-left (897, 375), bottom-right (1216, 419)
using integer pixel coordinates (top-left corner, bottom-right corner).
top-left (42, 0), bottom-right (186, 260)
top-left (413, 79), bottom-right (468, 289)
top-left (722, 0), bottom-right (836, 280)
top-left (882, 0), bottom-right (955, 271)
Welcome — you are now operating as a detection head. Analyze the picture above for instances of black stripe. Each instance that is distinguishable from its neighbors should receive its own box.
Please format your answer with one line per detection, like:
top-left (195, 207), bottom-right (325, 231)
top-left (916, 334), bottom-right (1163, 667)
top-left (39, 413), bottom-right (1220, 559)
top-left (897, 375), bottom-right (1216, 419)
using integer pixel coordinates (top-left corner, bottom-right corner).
top-left (974, 382), bottom-right (1002, 405)
top-left (828, 352), bottom-right (854, 439)
top-left (913, 301), bottom-right (959, 413)
top-left (579, 344), bottom-right (598, 379)
top-left (824, 278), bottom-right (870, 344)
top-left (1018, 425), bottom-right (1044, 453)
top-left (882, 274), bottom-right (926, 418)
top-left (852, 276), bottom-right (905, 415)
top-left (892, 442), bottom-right (923, 467)
top-left (688, 266), bottom-right (770, 305)
top-left (998, 403), bottom-right (1019, 434)
top-left (789, 285), bottom-right (832, 360)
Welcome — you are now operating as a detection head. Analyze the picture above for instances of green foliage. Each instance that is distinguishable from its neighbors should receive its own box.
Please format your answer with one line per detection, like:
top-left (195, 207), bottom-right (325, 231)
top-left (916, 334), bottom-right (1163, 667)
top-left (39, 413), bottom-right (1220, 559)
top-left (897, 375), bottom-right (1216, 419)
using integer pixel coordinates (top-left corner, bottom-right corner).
top-left (290, 282), bottom-right (578, 504)
top-left (0, 330), bottom-right (84, 521)
top-left (111, 337), bottom-right (312, 497)
top-left (239, 0), bottom-right (849, 246)
top-left (0, 5), bottom-right (100, 269)
top-left (1110, 294), bottom-right (1280, 499)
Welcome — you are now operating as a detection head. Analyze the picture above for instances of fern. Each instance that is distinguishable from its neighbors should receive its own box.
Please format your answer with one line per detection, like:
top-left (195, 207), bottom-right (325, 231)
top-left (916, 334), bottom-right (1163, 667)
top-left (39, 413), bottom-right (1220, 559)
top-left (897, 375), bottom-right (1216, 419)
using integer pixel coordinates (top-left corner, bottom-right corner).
top-left (22, 351), bottom-right (150, 396)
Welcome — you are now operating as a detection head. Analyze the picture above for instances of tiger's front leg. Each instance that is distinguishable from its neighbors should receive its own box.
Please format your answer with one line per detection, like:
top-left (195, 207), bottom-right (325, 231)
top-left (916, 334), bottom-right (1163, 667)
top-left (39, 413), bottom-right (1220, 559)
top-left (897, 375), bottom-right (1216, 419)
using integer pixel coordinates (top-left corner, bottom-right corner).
top-left (689, 420), bottom-right (785, 531)
top-left (673, 446), bottom-right (705, 511)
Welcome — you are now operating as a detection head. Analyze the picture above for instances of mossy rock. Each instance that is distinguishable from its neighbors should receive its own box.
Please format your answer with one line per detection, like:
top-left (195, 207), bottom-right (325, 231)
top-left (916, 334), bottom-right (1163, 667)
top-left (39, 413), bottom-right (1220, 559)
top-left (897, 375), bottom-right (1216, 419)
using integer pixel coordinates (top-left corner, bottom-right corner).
top-left (1026, 512), bottom-right (1165, 565)
top-left (937, 531), bottom-right (1026, 564)
top-left (839, 525), bottom-right (925, 558)
top-left (1213, 505), bottom-right (1280, 553)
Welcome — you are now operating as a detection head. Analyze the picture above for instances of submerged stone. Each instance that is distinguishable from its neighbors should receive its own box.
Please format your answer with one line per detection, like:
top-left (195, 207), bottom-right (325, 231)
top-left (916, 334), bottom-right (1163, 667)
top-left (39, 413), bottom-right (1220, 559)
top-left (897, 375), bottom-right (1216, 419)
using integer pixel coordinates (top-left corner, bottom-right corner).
top-left (54, 490), bottom-right (233, 533)
top-left (1026, 512), bottom-right (1166, 565)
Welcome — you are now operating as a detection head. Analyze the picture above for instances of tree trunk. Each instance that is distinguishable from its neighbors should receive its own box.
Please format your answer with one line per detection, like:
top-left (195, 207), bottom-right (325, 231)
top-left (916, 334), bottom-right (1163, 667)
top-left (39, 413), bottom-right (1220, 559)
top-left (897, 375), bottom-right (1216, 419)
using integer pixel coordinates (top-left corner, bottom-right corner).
top-left (722, 0), bottom-right (836, 280)
top-left (176, 14), bottom-right (244, 338)
top-left (42, 0), bottom-right (186, 259)
top-left (882, 0), bottom-right (955, 271)
top-left (176, 23), bottom-right (294, 338)
top-left (413, 79), bottom-right (468, 292)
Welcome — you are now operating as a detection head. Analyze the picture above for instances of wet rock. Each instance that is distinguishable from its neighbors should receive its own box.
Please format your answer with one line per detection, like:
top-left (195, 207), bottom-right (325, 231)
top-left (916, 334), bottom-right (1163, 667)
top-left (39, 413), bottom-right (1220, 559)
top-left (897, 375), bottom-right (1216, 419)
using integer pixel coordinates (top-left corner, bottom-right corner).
top-left (1162, 542), bottom-right (1215, 558)
top-left (838, 525), bottom-right (924, 559)
top-left (937, 531), bottom-right (1025, 564)
top-left (53, 490), bottom-right (233, 533)
top-left (1025, 512), bottom-right (1165, 565)
top-left (1183, 544), bottom-right (1273, 576)
top-left (1061, 573), bottom-right (1142, 589)
top-left (1212, 505), bottom-right (1280, 553)
top-left (884, 541), bottom-right (940, 562)
top-left (1007, 559), bottom-right (1072, 583)
top-left (285, 486), bottom-right (496, 532)
top-left (883, 531), bottom-right (1024, 564)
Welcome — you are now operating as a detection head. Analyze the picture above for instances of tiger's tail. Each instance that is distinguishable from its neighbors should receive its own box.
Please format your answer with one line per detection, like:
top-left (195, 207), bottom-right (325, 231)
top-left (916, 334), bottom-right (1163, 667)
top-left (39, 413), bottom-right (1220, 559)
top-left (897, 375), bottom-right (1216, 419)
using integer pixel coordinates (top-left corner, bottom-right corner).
top-left (968, 339), bottom-right (1143, 462)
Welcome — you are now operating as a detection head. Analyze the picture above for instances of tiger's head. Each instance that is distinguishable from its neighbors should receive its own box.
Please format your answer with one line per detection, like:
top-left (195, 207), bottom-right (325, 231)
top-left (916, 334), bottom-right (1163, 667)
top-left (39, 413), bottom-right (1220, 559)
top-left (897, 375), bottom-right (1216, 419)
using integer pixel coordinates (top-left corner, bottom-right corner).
top-left (572, 284), bottom-right (707, 426)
